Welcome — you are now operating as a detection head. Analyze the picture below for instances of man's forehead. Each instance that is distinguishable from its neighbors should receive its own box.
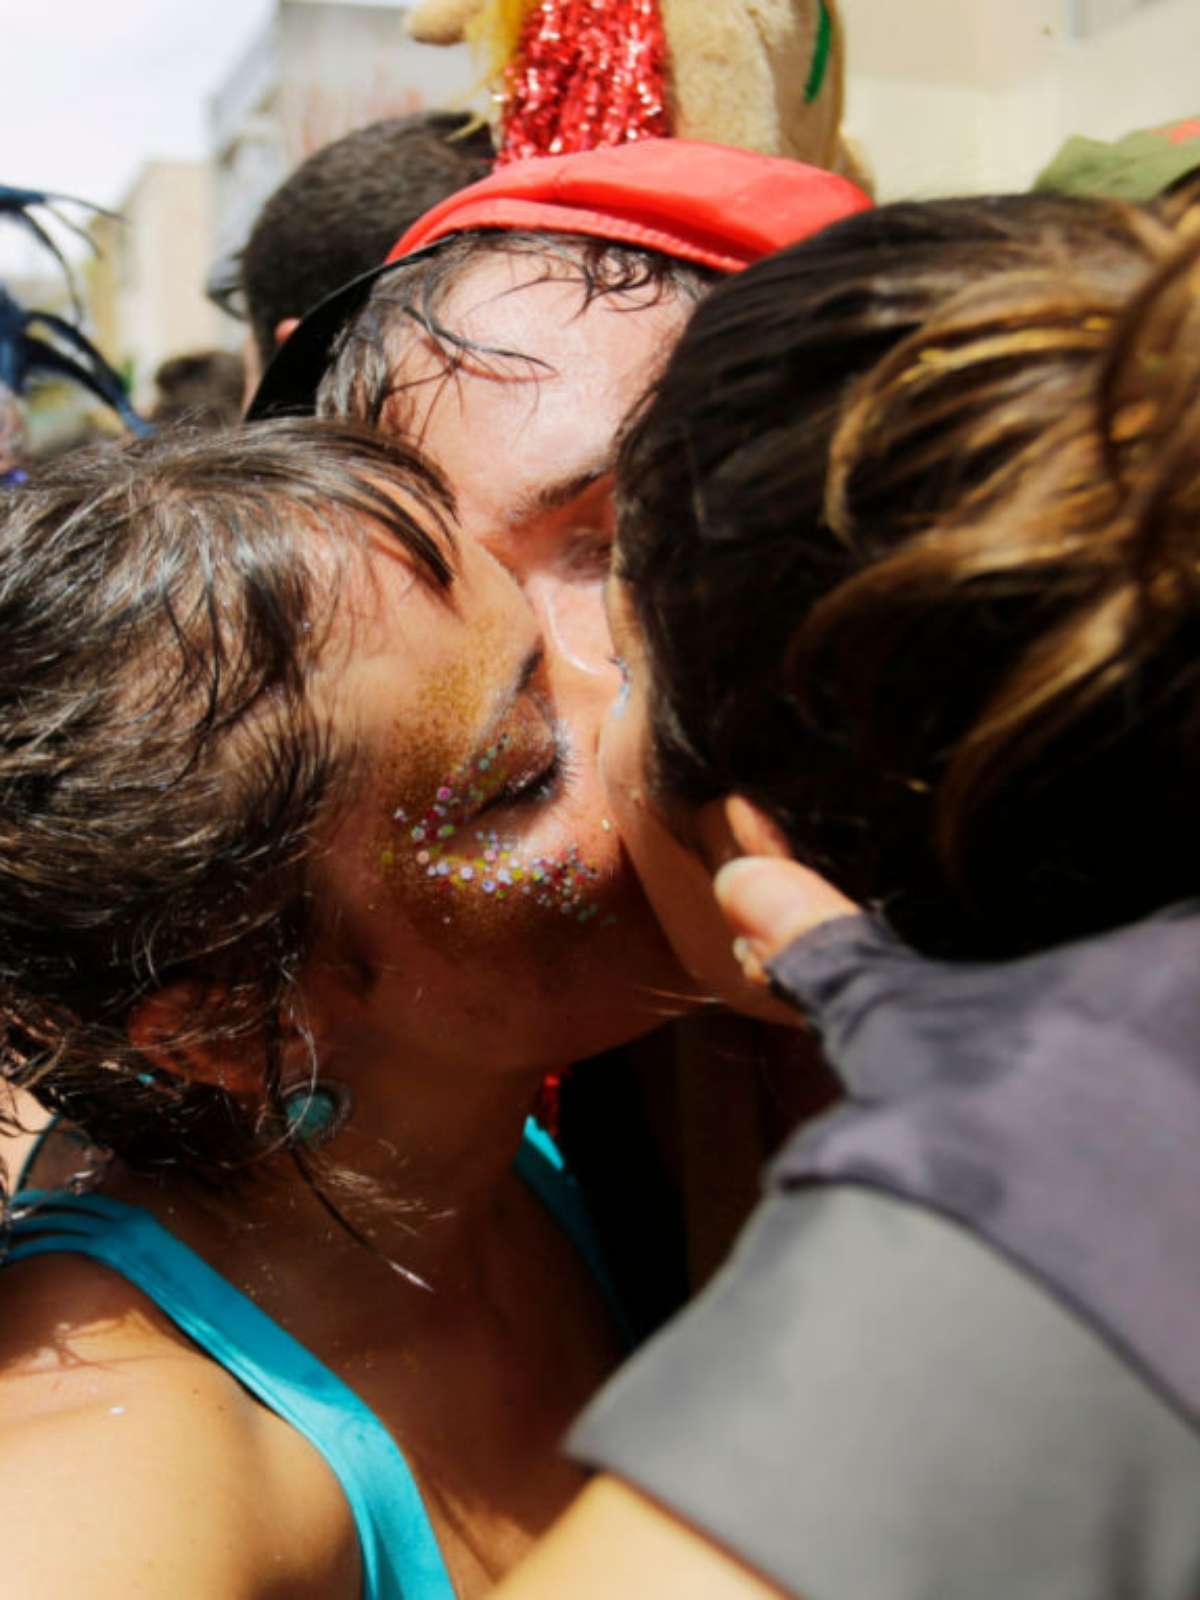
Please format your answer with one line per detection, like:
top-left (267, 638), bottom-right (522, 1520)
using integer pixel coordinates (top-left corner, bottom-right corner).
top-left (388, 251), bottom-right (686, 432)
top-left (378, 254), bottom-right (595, 420)
top-left (374, 247), bottom-right (690, 534)
top-left (430, 248), bottom-right (683, 357)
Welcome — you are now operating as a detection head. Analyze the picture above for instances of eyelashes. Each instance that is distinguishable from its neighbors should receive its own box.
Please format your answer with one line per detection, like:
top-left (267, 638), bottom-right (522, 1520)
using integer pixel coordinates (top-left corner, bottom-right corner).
top-left (484, 755), bottom-right (557, 812)
top-left (482, 720), bottom-right (577, 815)
top-left (561, 525), bottom-right (614, 581)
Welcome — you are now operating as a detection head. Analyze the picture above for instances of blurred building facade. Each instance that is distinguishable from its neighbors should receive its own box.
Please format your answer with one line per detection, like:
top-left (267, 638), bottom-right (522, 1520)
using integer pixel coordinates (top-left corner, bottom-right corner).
top-left (209, 0), bottom-right (478, 271)
top-left (84, 0), bottom-right (476, 410)
top-left (78, 0), bottom-right (1199, 411)
top-left (841, 0), bottom-right (1197, 199)
top-left (88, 160), bottom-right (226, 410)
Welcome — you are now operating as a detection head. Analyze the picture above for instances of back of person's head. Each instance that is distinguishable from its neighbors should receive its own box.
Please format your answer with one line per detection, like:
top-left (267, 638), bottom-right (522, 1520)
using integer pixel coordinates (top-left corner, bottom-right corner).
top-left (617, 187), bottom-right (1200, 960)
top-left (0, 421), bottom-right (450, 1190)
top-left (150, 349), bottom-right (246, 428)
top-left (241, 112), bottom-right (494, 368)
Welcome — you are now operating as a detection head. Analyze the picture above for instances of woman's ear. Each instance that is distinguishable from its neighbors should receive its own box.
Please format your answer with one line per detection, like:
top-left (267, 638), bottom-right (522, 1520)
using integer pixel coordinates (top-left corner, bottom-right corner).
top-left (126, 984), bottom-right (271, 1097)
top-left (724, 795), bottom-right (795, 860)
top-left (704, 797), bottom-right (859, 987)
top-left (693, 793), bottom-right (794, 872)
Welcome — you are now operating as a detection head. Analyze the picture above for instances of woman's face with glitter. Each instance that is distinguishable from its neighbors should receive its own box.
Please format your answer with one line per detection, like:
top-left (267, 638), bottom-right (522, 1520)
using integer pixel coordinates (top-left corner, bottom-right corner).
top-left (306, 512), bottom-right (690, 1075)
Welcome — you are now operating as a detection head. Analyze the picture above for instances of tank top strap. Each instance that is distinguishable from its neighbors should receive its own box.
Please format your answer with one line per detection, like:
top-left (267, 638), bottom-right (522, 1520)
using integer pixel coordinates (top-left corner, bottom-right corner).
top-left (517, 1117), bottom-right (635, 1349)
top-left (7, 1190), bottom-right (456, 1600)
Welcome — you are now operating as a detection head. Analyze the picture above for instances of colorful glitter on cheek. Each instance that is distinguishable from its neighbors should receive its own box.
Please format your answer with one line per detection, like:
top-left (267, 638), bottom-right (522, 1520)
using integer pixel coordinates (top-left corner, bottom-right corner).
top-left (382, 734), bottom-right (615, 929)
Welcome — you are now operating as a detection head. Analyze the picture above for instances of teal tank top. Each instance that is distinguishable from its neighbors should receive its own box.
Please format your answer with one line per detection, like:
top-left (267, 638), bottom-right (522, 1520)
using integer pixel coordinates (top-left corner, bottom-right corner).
top-left (4, 1120), bottom-right (623, 1600)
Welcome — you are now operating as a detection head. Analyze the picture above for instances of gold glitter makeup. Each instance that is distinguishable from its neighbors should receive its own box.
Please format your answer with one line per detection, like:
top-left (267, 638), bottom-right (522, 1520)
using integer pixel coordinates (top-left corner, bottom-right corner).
top-left (386, 733), bottom-right (612, 928)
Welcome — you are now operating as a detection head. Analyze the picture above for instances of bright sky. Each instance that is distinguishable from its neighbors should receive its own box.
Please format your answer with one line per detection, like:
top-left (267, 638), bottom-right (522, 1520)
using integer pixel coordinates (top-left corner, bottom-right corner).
top-left (0, 0), bottom-right (405, 276)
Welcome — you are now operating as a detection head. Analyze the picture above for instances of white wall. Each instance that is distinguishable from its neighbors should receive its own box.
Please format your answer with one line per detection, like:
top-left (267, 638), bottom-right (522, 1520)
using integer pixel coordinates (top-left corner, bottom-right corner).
top-left (117, 161), bottom-right (227, 405)
top-left (840, 0), bottom-right (1200, 199)
top-left (209, 1), bottom-right (482, 268)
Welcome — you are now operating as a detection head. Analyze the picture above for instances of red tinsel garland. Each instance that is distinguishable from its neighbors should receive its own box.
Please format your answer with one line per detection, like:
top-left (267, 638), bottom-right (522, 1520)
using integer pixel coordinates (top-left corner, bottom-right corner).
top-left (497, 0), bottom-right (670, 166)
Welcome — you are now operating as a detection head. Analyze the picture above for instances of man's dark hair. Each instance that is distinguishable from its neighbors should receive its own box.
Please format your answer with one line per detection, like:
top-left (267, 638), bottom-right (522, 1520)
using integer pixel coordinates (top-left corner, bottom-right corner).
top-left (241, 112), bottom-right (494, 366)
top-left (151, 349), bottom-right (246, 428)
top-left (0, 419), bottom-right (452, 1192)
top-left (317, 229), bottom-right (719, 431)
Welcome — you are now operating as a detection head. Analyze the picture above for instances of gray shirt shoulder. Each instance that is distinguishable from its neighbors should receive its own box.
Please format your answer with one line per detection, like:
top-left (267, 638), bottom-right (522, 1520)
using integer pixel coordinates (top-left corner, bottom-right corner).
top-left (569, 1185), bottom-right (1200, 1599)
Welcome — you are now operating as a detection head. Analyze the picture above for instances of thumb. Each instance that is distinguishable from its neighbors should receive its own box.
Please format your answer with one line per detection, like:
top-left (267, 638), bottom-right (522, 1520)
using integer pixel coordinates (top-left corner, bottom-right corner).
top-left (713, 857), bottom-right (858, 986)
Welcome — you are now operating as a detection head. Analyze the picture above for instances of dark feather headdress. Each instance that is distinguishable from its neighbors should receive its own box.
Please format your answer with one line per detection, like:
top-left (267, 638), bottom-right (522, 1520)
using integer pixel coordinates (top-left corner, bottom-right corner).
top-left (0, 185), bottom-right (150, 436)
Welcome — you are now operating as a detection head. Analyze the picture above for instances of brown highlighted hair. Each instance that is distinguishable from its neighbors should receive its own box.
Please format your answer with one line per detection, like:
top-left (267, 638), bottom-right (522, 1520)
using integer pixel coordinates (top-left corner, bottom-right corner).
top-left (0, 419), bottom-right (452, 1185)
top-left (618, 188), bottom-right (1200, 958)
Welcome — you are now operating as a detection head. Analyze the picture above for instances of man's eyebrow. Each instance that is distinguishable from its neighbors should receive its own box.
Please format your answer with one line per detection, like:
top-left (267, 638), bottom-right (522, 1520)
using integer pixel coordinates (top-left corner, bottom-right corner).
top-left (504, 460), bottom-right (613, 529)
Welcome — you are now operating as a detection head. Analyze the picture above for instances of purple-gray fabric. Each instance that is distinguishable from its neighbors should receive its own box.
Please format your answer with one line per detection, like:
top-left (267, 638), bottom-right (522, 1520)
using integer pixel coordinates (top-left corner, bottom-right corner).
top-left (569, 905), bottom-right (1200, 1597)
top-left (767, 904), bottom-right (1200, 1425)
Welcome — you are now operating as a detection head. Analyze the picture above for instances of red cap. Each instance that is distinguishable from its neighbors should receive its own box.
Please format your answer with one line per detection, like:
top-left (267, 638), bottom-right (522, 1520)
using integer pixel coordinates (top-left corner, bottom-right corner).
top-left (248, 139), bottom-right (871, 420)
top-left (387, 138), bottom-right (871, 274)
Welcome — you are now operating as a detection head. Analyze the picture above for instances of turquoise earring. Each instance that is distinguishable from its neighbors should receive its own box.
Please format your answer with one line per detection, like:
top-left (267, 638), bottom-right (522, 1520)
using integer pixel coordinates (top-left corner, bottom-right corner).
top-left (280, 1082), bottom-right (354, 1146)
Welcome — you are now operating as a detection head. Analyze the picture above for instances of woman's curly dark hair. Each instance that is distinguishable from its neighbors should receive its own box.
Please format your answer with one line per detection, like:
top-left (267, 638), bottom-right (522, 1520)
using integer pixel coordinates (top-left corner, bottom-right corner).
top-left (0, 418), bottom-right (453, 1190)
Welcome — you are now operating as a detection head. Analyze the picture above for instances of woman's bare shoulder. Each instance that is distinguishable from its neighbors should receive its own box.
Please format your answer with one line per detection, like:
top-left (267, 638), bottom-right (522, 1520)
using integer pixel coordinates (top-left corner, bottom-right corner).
top-left (0, 1252), bottom-right (357, 1598)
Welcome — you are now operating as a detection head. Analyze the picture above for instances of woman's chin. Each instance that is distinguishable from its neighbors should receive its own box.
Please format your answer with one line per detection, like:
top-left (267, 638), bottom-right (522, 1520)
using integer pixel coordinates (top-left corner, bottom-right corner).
top-left (547, 881), bottom-right (706, 1055)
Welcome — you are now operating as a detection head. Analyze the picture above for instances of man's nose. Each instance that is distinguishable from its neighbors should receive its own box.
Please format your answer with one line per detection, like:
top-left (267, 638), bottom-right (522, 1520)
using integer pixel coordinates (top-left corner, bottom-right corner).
top-left (522, 571), bottom-right (616, 683)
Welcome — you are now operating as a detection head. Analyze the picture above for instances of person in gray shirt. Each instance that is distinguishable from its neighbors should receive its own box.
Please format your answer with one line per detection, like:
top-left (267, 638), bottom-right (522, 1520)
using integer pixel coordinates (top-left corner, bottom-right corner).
top-left (494, 187), bottom-right (1200, 1599)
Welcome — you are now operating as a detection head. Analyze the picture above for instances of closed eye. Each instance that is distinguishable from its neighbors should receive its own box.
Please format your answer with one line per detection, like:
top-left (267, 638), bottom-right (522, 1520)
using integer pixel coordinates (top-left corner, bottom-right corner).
top-left (560, 525), bottom-right (614, 581)
top-left (478, 724), bottom-right (576, 815)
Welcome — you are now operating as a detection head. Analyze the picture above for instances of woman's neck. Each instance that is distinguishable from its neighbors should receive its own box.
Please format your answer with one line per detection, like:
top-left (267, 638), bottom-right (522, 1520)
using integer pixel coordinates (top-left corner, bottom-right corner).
top-left (105, 1049), bottom-right (556, 1310)
top-left (308, 1055), bottom-right (555, 1288)
top-left (52, 1053), bottom-right (615, 1600)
